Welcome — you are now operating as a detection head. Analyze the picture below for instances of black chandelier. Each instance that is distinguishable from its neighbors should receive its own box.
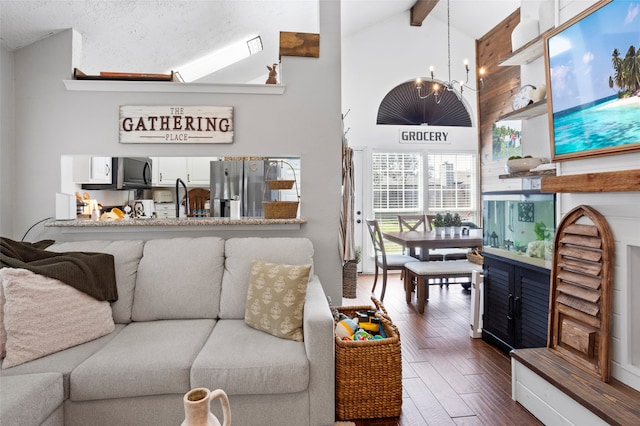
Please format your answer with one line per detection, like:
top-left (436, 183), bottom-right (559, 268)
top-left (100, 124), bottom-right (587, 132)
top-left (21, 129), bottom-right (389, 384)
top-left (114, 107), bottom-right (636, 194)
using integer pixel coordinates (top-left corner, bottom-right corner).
top-left (416, 0), bottom-right (485, 103)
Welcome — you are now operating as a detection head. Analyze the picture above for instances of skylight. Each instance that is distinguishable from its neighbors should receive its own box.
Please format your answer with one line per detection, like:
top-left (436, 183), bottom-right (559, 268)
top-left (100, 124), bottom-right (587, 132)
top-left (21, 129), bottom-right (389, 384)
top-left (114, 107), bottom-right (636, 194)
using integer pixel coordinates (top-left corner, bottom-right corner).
top-left (175, 35), bottom-right (263, 82)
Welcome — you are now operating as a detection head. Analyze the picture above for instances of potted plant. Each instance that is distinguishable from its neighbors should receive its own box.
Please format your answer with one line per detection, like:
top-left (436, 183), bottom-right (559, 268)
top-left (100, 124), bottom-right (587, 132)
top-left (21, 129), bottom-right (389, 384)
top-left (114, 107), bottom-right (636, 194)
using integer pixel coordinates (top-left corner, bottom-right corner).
top-left (443, 212), bottom-right (454, 235)
top-left (433, 213), bottom-right (445, 236)
top-left (342, 246), bottom-right (361, 298)
top-left (452, 213), bottom-right (463, 235)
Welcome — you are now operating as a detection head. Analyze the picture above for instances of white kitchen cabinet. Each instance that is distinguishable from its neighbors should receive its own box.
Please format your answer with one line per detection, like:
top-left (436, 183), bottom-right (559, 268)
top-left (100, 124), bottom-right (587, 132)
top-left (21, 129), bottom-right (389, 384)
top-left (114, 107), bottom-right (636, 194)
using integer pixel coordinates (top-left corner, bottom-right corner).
top-left (154, 157), bottom-right (216, 187)
top-left (91, 156), bottom-right (112, 182)
top-left (72, 155), bottom-right (112, 183)
top-left (156, 157), bottom-right (187, 185)
top-left (186, 157), bottom-right (215, 186)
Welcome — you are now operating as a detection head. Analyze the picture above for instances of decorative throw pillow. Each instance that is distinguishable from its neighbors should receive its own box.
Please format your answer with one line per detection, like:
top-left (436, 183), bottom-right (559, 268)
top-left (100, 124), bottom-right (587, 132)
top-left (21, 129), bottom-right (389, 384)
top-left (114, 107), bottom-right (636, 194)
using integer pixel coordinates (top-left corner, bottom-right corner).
top-left (0, 268), bottom-right (115, 369)
top-left (244, 259), bottom-right (311, 342)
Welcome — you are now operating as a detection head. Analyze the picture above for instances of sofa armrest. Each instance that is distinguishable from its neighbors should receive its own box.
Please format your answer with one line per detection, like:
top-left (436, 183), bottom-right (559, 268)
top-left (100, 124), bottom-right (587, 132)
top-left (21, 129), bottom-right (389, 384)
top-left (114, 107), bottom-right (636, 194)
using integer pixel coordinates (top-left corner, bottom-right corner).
top-left (303, 276), bottom-right (335, 426)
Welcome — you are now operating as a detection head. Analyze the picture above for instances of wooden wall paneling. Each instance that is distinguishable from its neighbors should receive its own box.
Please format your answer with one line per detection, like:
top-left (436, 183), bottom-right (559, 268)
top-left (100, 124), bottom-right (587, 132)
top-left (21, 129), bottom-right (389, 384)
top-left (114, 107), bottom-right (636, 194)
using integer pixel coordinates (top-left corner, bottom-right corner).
top-left (476, 9), bottom-right (520, 192)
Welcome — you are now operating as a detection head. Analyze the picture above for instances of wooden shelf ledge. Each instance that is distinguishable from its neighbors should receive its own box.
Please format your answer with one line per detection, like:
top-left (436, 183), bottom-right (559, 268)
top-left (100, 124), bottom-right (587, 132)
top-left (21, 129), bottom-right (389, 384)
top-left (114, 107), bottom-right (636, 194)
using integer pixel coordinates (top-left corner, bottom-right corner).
top-left (499, 169), bottom-right (556, 179)
top-left (512, 348), bottom-right (640, 425)
top-left (498, 100), bottom-right (547, 121)
top-left (541, 169), bottom-right (640, 193)
top-left (498, 28), bottom-right (556, 67)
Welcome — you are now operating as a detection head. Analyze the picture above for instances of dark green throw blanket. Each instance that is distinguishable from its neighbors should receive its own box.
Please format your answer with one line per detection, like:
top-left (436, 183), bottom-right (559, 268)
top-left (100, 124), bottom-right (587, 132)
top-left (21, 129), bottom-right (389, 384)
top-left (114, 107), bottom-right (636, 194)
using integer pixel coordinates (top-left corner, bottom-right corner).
top-left (0, 237), bottom-right (118, 302)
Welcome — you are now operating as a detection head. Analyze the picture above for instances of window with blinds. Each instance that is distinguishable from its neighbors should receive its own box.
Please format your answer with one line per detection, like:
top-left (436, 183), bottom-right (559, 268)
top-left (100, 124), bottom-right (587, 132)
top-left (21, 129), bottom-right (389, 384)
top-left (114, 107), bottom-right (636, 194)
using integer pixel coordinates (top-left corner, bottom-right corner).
top-left (371, 151), bottom-right (478, 239)
top-left (373, 151), bottom-right (422, 216)
top-left (372, 152), bottom-right (423, 252)
top-left (427, 153), bottom-right (477, 223)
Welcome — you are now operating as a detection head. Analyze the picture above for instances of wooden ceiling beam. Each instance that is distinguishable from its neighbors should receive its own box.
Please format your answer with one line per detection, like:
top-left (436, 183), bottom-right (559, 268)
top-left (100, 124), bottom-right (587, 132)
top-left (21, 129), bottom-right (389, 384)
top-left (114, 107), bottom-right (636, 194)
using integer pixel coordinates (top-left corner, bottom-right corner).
top-left (411, 0), bottom-right (440, 27)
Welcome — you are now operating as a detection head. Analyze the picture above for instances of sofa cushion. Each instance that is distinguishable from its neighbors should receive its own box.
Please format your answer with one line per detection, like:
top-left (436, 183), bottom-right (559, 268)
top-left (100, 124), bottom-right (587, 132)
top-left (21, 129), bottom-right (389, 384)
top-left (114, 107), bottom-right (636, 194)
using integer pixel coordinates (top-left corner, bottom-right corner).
top-left (220, 238), bottom-right (314, 319)
top-left (70, 319), bottom-right (215, 401)
top-left (47, 240), bottom-right (144, 324)
top-left (132, 237), bottom-right (225, 321)
top-left (1, 268), bottom-right (115, 369)
top-left (0, 372), bottom-right (63, 426)
top-left (0, 324), bottom-right (125, 400)
top-left (191, 319), bottom-right (309, 395)
top-left (244, 259), bottom-right (311, 341)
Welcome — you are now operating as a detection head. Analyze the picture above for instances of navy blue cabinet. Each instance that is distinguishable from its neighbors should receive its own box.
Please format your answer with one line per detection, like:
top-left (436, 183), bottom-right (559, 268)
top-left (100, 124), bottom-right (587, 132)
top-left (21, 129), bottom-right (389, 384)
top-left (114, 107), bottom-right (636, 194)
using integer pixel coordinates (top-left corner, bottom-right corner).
top-left (482, 252), bottom-right (551, 352)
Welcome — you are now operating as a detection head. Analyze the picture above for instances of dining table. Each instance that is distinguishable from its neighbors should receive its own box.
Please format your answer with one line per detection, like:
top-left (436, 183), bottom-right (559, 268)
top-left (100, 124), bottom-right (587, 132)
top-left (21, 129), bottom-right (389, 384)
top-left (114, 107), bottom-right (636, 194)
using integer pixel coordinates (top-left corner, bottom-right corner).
top-left (382, 228), bottom-right (484, 261)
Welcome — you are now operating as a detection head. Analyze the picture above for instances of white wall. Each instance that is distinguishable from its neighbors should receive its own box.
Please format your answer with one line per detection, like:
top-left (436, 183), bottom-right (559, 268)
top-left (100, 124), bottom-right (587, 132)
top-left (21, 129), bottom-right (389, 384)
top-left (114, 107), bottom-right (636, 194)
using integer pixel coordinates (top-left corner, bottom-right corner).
top-left (3, 1), bottom-right (344, 303)
top-left (342, 10), bottom-right (479, 151)
top-left (1, 46), bottom-right (15, 237)
top-left (342, 9), bottom-right (481, 272)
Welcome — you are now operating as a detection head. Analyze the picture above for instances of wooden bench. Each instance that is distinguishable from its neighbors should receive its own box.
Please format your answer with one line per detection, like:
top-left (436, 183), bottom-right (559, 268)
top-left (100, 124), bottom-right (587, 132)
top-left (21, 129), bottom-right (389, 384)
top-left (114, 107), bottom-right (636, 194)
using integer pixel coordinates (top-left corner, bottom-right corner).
top-left (512, 348), bottom-right (640, 425)
top-left (404, 260), bottom-right (482, 313)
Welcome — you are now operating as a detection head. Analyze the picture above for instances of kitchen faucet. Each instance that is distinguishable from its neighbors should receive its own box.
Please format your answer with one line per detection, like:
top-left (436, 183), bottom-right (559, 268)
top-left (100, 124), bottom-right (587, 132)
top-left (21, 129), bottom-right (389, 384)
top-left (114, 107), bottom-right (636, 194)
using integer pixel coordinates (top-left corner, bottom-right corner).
top-left (175, 178), bottom-right (189, 218)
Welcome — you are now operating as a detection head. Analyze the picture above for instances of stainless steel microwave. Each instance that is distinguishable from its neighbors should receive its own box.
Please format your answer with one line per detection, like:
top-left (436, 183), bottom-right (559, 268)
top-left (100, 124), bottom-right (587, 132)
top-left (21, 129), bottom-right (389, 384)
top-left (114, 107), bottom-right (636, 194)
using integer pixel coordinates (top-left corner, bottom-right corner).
top-left (82, 157), bottom-right (152, 190)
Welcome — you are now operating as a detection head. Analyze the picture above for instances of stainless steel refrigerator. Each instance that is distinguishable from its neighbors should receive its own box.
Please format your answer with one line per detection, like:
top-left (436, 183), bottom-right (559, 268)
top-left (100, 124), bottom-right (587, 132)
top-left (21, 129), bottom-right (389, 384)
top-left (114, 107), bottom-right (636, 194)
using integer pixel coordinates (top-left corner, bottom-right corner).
top-left (210, 159), bottom-right (274, 217)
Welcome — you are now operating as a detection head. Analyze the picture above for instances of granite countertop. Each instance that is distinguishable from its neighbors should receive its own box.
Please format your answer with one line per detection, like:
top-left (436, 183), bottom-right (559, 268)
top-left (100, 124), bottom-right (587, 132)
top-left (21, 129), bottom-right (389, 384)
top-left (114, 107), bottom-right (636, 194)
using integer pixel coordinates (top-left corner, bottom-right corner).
top-left (46, 217), bottom-right (306, 227)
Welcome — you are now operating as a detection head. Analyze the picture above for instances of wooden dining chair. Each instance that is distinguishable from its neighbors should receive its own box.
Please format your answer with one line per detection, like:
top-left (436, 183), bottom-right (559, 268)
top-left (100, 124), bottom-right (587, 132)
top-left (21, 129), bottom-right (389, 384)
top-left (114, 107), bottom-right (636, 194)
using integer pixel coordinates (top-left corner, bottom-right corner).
top-left (399, 214), bottom-right (445, 261)
top-left (365, 219), bottom-right (419, 301)
top-left (397, 214), bottom-right (427, 259)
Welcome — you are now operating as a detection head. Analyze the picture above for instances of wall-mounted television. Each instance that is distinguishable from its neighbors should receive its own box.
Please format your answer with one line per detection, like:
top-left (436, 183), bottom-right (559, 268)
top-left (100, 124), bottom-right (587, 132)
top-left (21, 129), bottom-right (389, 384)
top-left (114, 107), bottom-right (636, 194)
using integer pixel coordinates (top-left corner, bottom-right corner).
top-left (544, 0), bottom-right (640, 161)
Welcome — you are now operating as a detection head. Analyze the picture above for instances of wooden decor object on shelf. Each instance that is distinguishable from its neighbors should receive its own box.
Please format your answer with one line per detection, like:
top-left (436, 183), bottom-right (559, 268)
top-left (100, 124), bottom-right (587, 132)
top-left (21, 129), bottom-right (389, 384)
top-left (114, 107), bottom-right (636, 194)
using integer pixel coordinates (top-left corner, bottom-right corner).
top-left (73, 68), bottom-right (181, 82)
top-left (548, 205), bottom-right (614, 382)
top-left (279, 32), bottom-right (320, 59)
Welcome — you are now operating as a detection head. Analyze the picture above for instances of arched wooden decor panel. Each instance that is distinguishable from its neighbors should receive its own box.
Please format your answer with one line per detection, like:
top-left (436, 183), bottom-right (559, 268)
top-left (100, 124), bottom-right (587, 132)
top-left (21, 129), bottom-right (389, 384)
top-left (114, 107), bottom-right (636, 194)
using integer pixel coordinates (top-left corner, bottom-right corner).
top-left (376, 80), bottom-right (473, 127)
top-left (548, 205), bottom-right (614, 382)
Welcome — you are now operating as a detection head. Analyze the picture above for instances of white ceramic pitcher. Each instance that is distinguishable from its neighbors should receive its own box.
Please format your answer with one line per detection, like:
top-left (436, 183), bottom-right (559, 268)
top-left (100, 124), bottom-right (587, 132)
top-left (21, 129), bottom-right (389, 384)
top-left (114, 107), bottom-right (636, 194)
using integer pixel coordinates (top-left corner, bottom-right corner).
top-left (181, 388), bottom-right (231, 426)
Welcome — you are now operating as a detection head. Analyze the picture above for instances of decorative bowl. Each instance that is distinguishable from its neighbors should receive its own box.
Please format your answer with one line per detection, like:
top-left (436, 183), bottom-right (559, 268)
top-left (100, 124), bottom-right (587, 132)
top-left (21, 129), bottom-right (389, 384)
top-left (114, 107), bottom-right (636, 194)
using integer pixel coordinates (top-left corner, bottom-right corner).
top-left (505, 157), bottom-right (544, 173)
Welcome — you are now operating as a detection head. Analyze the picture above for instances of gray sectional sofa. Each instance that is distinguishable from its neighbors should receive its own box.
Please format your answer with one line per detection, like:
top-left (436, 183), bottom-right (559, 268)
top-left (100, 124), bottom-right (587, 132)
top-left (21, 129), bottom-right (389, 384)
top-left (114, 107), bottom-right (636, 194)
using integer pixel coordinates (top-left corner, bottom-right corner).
top-left (0, 237), bottom-right (335, 426)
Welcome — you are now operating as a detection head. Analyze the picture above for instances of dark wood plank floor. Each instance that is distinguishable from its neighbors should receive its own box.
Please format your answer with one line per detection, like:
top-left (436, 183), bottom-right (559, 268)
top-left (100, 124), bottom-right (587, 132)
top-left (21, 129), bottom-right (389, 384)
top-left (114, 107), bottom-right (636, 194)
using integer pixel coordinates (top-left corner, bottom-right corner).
top-left (340, 272), bottom-right (543, 426)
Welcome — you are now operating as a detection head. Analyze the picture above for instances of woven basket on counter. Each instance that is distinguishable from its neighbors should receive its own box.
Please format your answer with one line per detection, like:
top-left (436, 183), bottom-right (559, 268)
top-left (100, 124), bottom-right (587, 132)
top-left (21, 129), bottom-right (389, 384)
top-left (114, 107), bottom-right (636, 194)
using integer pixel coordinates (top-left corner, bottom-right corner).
top-left (263, 161), bottom-right (300, 219)
top-left (335, 297), bottom-right (402, 420)
top-left (467, 248), bottom-right (484, 265)
top-left (262, 201), bottom-right (299, 219)
top-left (266, 179), bottom-right (295, 190)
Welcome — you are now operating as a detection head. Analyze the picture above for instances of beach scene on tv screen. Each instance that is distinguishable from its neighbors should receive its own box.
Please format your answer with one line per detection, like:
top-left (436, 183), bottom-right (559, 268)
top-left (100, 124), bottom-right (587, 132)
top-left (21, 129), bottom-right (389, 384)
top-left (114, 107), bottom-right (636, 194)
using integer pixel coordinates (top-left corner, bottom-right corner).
top-left (547, 0), bottom-right (640, 156)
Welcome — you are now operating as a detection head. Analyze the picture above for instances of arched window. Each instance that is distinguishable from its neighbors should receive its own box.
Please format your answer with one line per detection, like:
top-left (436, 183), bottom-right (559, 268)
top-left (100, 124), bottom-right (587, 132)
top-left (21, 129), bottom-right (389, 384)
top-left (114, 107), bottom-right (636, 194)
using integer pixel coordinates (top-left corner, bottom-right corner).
top-left (376, 80), bottom-right (473, 127)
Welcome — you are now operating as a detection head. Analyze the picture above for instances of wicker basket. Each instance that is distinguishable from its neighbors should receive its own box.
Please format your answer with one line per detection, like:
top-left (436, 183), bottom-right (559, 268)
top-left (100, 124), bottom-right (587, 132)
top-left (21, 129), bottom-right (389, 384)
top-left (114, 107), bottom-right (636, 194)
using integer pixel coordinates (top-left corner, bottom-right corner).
top-left (335, 297), bottom-right (402, 420)
top-left (467, 249), bottom-right (484, 265)
top-left (262, 201), bottom-right (299, 219)
top-left (342, 262), bottom-right (357, 298)
top-left (266, 179), bottom-right (295, 190)
top-left (263, 161), bottom-right (300, 219)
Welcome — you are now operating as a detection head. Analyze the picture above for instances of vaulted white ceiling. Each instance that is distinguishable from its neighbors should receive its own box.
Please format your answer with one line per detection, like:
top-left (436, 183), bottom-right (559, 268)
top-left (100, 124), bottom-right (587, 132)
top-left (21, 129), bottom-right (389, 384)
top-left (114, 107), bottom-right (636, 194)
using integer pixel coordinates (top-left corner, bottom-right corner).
top-left (0, 0), bottom-right (519, 83)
